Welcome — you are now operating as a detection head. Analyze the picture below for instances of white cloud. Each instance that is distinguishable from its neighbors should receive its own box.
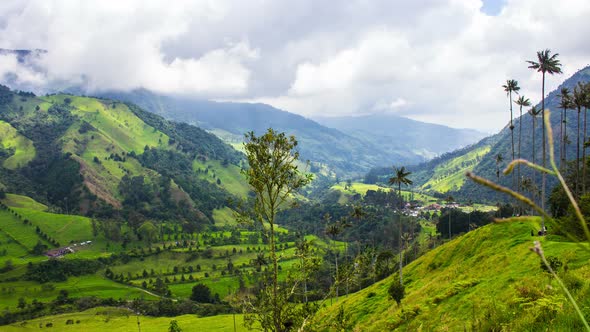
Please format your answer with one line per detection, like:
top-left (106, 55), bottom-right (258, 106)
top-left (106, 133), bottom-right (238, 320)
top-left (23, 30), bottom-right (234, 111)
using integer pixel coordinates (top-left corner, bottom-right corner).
top-left (0, 0), bottom-right (589, 131)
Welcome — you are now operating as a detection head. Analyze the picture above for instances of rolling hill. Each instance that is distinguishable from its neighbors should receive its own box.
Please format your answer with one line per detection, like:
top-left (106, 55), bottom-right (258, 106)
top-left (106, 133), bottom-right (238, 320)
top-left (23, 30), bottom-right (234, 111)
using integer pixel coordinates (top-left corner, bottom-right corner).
top-left (0, 85), bottom-right (242, 222)
top-left (313, 218), bottom-right (590, 331)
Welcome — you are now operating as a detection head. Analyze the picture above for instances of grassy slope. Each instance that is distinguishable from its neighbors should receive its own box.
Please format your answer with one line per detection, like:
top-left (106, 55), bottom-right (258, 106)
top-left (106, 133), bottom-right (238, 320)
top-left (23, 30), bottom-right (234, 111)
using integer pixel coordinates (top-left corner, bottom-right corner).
top-left (0, 120), bottom-right (35, 169)
top-left (193, 159), bottom-right (250, 198)
top-left (314, 219), bottom-right (590, 331)
top-left (1, 194), bottom-right (47, 211)
top-left (43, 95), bottom-right (170, 206)
top-left (330, 182), bottom-right (438, 205)
top-left (420, 145), bottom-right (491, 193)
top-left (3, 307), bottom-right (249, 332)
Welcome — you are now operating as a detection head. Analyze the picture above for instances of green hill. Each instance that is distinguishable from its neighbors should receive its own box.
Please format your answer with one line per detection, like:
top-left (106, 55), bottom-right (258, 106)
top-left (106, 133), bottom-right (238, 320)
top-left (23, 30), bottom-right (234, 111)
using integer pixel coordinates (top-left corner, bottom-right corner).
top-left (0, 121), bottom-right (35, 170)
top-left (313, 219), bottom-right (590, 331)
top-left (0, 85), bottom-right (242, 221)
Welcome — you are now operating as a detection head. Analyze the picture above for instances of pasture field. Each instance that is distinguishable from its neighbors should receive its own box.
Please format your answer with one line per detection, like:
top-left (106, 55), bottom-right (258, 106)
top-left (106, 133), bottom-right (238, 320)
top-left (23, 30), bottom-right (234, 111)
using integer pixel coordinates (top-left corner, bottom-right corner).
top-left (193, 159), bottom-right (251, 198)
top-left (314, 218), bottom-right (590, 331)
top-left (0, 121), bottom-right (36, 170)
top-left (0, 275), bottom-right (157, 311)
top-left (1, 194), bottom-right (47, 211)
top-left (3, 307), bottom-right (250, 331)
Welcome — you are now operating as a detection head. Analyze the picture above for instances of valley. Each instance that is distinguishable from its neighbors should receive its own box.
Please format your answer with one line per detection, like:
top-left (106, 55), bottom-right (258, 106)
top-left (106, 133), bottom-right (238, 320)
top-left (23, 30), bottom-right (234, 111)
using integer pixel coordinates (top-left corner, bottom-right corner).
top-left (0, 5), bottom-right (589, 329)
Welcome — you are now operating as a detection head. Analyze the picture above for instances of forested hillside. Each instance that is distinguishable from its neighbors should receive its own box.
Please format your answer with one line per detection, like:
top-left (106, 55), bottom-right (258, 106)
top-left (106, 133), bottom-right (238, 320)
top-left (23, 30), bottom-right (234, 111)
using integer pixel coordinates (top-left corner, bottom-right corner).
top-left (0, 85), bottom-right (242, 224)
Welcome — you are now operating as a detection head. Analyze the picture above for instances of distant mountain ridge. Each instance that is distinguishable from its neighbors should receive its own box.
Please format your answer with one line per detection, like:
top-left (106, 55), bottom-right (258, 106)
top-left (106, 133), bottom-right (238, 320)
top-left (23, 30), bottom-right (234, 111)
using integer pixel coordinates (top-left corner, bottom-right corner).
top-left (99, 89), bottom-right (486, 176)
top-left (314, 113), bottom-right (487, 160)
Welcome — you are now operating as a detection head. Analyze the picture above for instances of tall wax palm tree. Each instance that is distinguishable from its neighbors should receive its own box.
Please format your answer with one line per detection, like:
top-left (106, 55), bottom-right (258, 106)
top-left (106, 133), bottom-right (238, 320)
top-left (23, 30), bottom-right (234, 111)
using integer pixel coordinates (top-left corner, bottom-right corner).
top-left (503, 79), bottom-right (521, 190)
top-left (514, 96), bottom-right (531, 194)
top-left (582, 82), bottom-right (590, 195)
top-left (388, 166), bottom-right (413, 285)
top-left (528, 106), bottom-right (541, 206)
top-left (527, 49), bottom-right (562, 224)
top-left (573, 84), bottom-right (586, 197)
top-left (558, 87), bottom-right (573, 169)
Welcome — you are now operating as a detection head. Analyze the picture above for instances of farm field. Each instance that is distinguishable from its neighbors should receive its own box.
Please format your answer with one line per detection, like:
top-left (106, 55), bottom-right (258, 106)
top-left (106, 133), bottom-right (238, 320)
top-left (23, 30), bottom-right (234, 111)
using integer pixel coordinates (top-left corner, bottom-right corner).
top-left (2, 307), bottom-right (250, 331)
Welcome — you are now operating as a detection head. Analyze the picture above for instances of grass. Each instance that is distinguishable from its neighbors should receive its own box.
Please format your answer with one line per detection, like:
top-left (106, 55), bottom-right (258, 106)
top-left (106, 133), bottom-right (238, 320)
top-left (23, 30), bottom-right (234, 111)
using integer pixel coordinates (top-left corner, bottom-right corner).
top-left (1, 307), bottom-right (251, 332)
top-left (421, 145), bottom-right (491, 193)
top-left (313, 219), bottom-right (590, 331)
top-left (0, 209), bottom-right (49, 251)
top-left (212, 207), bottom-right (237, 226)
top-left (11, 208), bottom-right (94, 246)
top-left (1, 194), bottom-right (47, 211)
top-left (330, 182), bottom-right (438, 205)
top-left (0, 120), bottom-right (36, 169)
top-left (0, 275), bottom-right (157, 310)
top-left (193, 159), bottom-right (251, 198)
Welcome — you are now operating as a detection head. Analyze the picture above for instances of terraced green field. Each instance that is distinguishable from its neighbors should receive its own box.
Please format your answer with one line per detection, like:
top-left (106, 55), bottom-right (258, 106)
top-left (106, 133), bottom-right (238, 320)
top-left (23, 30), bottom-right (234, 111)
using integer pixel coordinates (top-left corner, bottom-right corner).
top-left (0, 121), bottom-right (36, 170)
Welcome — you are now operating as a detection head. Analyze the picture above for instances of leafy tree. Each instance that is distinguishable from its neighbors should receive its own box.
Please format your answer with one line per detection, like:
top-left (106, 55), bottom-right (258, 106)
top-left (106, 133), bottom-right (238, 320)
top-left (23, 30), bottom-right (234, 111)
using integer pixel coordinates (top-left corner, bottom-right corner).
top-left (169, 320), bottom-right (182, 332)
top-left (190, 283), bottom-right (212, 303)
top-left (388, 166), bottom-right (412, 285)
top-left (388, 280), bottom-right (405, 305)
top-left (241, 128), bottom-right (312, 332)
top-left (527, 49), bottom-right (562, 223)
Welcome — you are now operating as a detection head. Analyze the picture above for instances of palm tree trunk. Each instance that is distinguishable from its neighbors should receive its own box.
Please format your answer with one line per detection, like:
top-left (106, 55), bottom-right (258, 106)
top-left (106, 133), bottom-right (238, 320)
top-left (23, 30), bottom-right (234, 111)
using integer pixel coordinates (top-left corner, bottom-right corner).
top-left (510, 91), bottom-right (515, 193)
top-left (532, 114), bottom-right (537, 209)
top-left (518, 106), bottom-right (523, 214)
top-left (398, 182), bottom-right (403, 285)
top-left (563, 107), bottom-right (568, 169)
top-left (584, 107), bottom-right (588, 195)
top-left (560, 108), bottom-right (564, 169)
top-left (577, 108), bottom-right (581, 197)
top-left (541, 72), bottom-right (546, 230)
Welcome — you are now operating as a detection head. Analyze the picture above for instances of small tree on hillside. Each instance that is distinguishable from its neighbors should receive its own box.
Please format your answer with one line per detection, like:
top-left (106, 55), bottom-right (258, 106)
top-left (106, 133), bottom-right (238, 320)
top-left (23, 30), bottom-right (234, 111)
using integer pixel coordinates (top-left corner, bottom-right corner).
top-left (240, 128), bottom-right (313, 332)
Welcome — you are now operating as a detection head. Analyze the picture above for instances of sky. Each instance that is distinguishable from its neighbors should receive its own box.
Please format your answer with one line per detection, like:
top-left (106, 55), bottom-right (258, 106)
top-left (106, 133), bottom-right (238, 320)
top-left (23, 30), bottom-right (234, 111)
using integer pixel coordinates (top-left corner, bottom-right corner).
top-left (0, 0), bottom-right (589, 133)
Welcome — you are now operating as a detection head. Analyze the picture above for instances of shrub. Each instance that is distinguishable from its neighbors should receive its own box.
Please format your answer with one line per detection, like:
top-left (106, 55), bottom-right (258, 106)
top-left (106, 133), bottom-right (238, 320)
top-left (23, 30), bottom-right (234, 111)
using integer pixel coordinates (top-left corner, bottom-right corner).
top-left (388, 280), bottom-right (405, 305)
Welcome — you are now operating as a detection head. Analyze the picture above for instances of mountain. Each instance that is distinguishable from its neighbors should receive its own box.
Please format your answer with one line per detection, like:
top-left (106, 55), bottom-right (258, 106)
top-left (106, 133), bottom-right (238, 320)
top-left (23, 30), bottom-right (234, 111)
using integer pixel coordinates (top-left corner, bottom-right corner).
top-left (369, 66), bottom-right (590, 203)
top-left (0, 85), bottom-right (242, 224)
top-left (98, 89), bottom-right (486, 177)
top-left (314, 114), bottom-right (487, 160)
top-left (99, 90), bottom-right (408, 176)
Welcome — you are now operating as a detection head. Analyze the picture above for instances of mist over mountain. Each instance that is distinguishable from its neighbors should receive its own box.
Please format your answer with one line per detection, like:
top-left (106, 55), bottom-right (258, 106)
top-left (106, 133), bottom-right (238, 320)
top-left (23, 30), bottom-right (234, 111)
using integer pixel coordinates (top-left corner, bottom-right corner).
top-left (314, 113), bottom-right (487, 160)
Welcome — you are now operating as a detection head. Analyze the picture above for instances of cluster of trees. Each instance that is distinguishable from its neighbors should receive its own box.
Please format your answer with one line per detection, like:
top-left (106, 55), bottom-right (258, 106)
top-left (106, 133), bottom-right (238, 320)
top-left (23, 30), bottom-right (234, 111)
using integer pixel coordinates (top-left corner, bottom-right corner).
top-left (24, 259), bottom-right (104, 283)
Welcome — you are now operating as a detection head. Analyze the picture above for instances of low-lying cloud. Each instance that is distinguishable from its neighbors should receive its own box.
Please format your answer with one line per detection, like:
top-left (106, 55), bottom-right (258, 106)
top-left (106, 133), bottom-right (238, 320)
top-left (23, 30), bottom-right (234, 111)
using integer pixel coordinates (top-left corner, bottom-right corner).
top-left (0, 0), bottom-right (589, 132)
